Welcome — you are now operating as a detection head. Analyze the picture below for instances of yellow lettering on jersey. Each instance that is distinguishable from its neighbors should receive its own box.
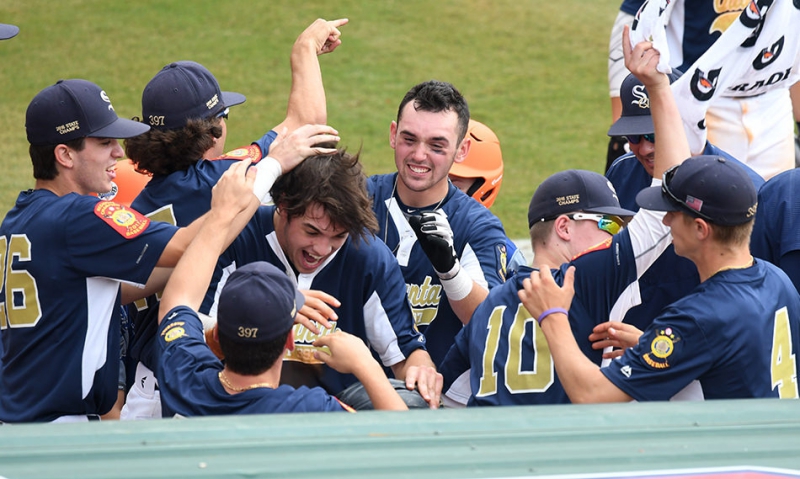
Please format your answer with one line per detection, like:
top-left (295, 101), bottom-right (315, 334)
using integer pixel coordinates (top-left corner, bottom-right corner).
top-left (284, 321), bottom-right (338, 364)
top-left (406, 277), bottom-right (442, 327)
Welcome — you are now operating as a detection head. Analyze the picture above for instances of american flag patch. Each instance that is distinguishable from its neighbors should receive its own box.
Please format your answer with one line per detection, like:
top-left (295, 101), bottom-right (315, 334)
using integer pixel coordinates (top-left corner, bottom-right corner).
top-left (685, 195), bottom-right (704, 212)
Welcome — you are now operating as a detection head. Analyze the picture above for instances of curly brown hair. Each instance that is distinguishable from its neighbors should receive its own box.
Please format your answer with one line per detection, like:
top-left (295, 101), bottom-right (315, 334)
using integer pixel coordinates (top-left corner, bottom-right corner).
top-left (270, 148), bottom-right (379, 244)
top-left (123, 117), bottom-right (222, 176)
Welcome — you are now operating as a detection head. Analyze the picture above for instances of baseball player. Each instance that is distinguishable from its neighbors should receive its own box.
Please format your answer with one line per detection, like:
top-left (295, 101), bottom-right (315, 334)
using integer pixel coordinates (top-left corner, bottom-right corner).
top-left (120, 19), bottom-right (345, 419)
top-left (201, 149), bottom-right (443, 408)
top-left (156, 183), bottom-right (407, 416)
top-left (518, 28), bottom-right (800, 403)
top-left (0, 80), bottom-right (258, 422)
top-left (448, 119), bottom-right (527, 274)
top-left (0, 22), bottom-right (19, 372)
top-left (367, 81), bottom-right (509, 406)
top-left (438, 167), bottom-right (675, 405)
top-left (607, 0), bottom-right (797, 179)
top-left (604, 71), bottom-right (764, 334)
top-left (751, 168), bottom-right (800, 294)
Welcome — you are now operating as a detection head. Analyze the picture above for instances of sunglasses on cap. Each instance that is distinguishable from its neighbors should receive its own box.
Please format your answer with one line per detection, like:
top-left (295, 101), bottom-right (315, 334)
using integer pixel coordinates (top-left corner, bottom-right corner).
top-left (661, 164), bottom-right (713, 221)
top-left (625, 133), bottom-right (655, 145)
top-left (567, 213), bottom-right (625, 235)
top-left (217, 108), bottom-right (230, 119)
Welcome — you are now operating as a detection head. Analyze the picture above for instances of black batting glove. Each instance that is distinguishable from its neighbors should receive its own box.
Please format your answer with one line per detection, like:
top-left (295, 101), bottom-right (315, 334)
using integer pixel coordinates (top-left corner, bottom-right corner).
top-left (409, 211), bottom-right (459, 278)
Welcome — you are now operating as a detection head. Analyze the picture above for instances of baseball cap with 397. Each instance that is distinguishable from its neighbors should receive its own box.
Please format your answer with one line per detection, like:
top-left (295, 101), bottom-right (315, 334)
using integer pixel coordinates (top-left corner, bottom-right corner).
top-left (141, 61), bottom-right (246, 131)
top-left (26, 79), bottom-right (150, 146)
top-left (528, 170), bottom-right (636, 228)
top-left (216, 262), bottom-right (306, 344)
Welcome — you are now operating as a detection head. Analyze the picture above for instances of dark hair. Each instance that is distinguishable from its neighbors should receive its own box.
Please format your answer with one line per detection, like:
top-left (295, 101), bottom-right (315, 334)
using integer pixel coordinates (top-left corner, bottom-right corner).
top-left (29, 137), bottom-right (86, 180)
top-left (218, 329), bottom-right (291, 376)
top-left (124, 117), bottom-right (222, 176)
top-left (270, 148), bottom-right (379, 243)
top-left (397, 80), bottom-right (470, 143)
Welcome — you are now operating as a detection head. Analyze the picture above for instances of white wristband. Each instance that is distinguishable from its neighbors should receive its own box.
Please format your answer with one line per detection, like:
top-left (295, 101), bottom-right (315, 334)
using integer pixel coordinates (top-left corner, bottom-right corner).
top-left (252, 156), bottom-right (282, 203)
top-left (440, 268), bottom-right (473, 301)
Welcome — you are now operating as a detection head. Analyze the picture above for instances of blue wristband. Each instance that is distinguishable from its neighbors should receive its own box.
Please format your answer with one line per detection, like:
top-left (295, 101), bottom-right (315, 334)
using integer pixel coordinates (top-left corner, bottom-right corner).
top-left (536, 307), bottom-right (568, 326)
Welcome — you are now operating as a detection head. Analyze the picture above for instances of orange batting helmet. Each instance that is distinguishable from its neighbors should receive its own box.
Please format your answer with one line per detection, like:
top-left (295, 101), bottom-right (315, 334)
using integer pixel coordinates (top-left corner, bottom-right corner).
top-left (111, 159), bottom-right (150, 207)
top-left (449, 119), bottom-right (504, 208)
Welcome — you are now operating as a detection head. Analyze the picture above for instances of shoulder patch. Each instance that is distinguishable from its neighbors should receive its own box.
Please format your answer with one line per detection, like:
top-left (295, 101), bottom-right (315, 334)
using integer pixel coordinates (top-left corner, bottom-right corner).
top-left (642, 327), bottom-right (682, 370)
top-left (213, 144), bottom-right (262, 163)
top-left (94, 201), bottom-right (151, 238)
top-left (571, 237), bottom-right (613, 260)
top-left (161, 321), bottom-right (186, 343)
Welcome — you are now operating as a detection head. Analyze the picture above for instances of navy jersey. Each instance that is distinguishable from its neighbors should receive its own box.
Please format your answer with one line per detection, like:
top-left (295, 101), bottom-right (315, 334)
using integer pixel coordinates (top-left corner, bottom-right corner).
top-left (440, 209), bottom-right (672, 406)
top-left (0, 190), bottom-right (176, 422)
top-left (127, 133), bottom-right (276, 371)
top-left (751, 169), bottom-right (800, 293)
top-left (367, 173), bottom-right (508, 367)
top-left (603, 260), bottom-right (800, 400)
top-left (200, 205), bottom-right (426, 395)
top-left (157, 306), bottom-right (347, 416)
top-left (605, 143), bottom-right (764, 330)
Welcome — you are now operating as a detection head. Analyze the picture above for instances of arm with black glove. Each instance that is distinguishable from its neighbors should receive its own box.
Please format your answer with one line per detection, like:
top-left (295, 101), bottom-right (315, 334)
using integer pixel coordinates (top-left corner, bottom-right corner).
top-left (409, 211), bottom-right (486, 323)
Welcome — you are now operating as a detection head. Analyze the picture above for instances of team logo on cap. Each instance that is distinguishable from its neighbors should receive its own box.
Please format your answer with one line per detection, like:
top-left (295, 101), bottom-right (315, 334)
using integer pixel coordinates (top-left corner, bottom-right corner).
top-left (642, 327), bottom-right (681, 369)
top-left (630, 84), bottom-right (649, 110)
top-left (752, 36), bottom-right (784, 70)
top-left (100, 90), bottom-right (115, 112)
top-left (94, 201), bottom-right (151, 238)
top-left (690, 68), bottom-right (722, 101)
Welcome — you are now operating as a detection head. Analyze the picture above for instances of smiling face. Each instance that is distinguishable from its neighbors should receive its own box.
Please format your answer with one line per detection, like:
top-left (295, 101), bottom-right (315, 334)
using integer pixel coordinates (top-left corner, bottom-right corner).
top-left (275, 202), bottom-right (349, 274)
top-left (390, 103), bottom-right (469, 207)
top-left (69, 137), bottom-right (126, 195)
top-left (629, 136), bottom-right (656, 177)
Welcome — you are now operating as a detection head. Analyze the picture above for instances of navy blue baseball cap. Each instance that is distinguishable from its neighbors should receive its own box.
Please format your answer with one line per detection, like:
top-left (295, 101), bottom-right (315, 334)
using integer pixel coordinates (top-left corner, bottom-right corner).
top-left (636, 155), bottom-right (757, 226)
top-left (141, 61), bottom-right (246, 131)
top-left (607, 70), bottom-right (683, 137)
top-left (0, 23), bottom-right (19, 40)
top-left (217, 262), bottom-right (305, 344)
top-left (26, 79), bottom-right (150, 146)
top-left (528, 170), bottom-right (636, 228)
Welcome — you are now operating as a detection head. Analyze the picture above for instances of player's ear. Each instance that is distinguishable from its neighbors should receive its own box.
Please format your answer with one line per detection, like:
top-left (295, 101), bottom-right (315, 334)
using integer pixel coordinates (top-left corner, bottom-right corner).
top-left (694, 217), bottom-right (711, 240)
top-left (54, 144), bottom-right (74, 168)
top-left (454, 135), bottom-right (471, 164)
top-left (553, 215), bottom-right (572, 241)
top-left (389, 121), bottom-right (398, 149)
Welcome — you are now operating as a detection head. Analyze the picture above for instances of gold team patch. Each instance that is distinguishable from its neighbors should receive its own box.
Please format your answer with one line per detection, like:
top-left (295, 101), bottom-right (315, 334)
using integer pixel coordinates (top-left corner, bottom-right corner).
top-left (94, 201), bottom-right (150, 238)
top-left (161, 321), bottom-right (186, 342)
top-left (214, 144), bottom-right (262, 162)
top-left (642, 327), bottom-right (681, 369)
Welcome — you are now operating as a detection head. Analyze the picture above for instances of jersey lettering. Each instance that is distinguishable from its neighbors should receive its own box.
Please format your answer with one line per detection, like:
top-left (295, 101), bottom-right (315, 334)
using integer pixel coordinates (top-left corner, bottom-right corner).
top-left (0, 235), bottom-right (43, 329)
top-left (477, 304), bottom-right (553, 397)
top-left (771, 306), bottom-right (798, 398)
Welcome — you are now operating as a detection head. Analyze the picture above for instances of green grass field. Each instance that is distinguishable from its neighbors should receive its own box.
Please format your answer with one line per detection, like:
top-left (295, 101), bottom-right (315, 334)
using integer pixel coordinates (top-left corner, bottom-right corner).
top-left (0, 0), bottom-right (619, 238)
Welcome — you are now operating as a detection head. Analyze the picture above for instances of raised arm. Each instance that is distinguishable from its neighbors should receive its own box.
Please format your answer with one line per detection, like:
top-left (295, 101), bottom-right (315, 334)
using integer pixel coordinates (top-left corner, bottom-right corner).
top-left (623, 25), bottom-right (690, 178)
top-left (274, 18), bottom-right (349, 133)
top-left (157, 160), bottom-right (258, 320)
